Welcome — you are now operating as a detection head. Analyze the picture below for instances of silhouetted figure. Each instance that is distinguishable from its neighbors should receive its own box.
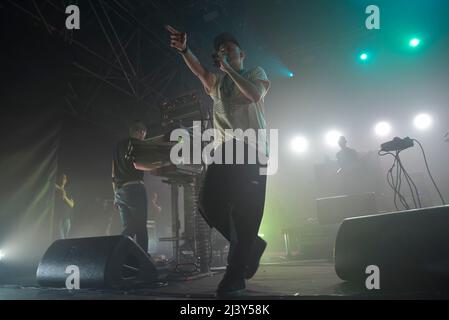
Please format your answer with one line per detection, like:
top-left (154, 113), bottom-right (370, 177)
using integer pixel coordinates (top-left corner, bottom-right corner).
top-left (336, 136), bottom-right (362, 195)
top-left (336, 136), bottom-right (359, 174)
top-left (55, 173), bottom-right (75, 239)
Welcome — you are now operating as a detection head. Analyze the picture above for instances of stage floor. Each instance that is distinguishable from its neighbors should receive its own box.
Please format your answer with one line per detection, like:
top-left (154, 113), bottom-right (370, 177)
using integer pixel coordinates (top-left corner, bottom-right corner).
top-left (1, 259), bottom-right (448, 300)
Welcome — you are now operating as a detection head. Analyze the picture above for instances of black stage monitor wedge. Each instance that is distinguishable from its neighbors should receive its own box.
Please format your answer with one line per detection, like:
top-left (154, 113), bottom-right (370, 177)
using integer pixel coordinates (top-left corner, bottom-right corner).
top-left (36, 236), bottom-right (158, 289)
top-left (334, 205), bottom-right (449, 286)
top-left (317, 193), bottom-right (378, 225)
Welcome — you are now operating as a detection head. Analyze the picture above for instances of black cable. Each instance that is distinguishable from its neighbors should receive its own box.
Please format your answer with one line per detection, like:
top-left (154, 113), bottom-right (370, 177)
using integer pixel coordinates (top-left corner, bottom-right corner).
top-left (396, 155), bottom-right (422, 208)
top-left (382, 151), bottom-right (399, 210)
top-left (396, 152), bottom-right (410, 210)
top-left (381, 150), bottom-right (423, 209)
top-left (395, 152), bottom-right (404, 208)
top-left (402, 166), bottom-right (418, 208)
top-left (396, 151), bottom-right (415, 209)
top-left (393, 152), bottom-right (410, 209)
top-left (389, 154), bottom-right (408, 210)
top-left (386, 163), bottom-right (399, 210)
top-left (379, 150), bottom-right (411, 210)
top-left (413, 139), bottom-right (446, 205)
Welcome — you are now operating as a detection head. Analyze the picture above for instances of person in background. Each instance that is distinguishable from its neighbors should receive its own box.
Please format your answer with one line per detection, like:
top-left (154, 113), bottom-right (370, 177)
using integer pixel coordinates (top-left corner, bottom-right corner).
top-left (336, 136), bottom-right (359, 174)
top-left (55, 173), bottom-right (75, 239)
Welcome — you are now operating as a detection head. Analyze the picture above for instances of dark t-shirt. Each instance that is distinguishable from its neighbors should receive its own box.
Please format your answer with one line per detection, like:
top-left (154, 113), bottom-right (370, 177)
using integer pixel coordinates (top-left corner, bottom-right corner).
top-left (113, 138), bottom-right (144, 188)
top-left (336, 147), bottom-right (359, 169)
top-left (54, 184), bottom-right (74, 219)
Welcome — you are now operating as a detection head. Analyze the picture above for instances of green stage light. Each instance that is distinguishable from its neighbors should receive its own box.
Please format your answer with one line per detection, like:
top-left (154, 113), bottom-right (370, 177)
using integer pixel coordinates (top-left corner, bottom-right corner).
top-left (409, 38), bottom-right (421, 48)
top-left (360, 53), bottom-right (368, 61)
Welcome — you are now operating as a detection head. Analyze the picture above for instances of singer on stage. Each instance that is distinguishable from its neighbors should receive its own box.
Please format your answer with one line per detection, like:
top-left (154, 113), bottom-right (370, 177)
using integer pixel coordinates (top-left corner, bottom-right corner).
top-left (167, 25), bottom-right (270, 297)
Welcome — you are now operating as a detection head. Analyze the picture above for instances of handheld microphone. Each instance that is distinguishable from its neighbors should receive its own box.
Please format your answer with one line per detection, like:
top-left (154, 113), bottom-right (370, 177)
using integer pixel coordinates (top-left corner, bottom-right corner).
top-left (212, 51), bottom-right (227, 68)
top-left (212, 53), bottom-right (220, 68)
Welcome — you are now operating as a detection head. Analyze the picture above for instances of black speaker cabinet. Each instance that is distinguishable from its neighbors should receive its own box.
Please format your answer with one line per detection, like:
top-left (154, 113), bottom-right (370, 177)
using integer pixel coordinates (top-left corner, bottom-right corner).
top-left (317, 193), bottom-right (378, 225)
top-left (335, 205), bottom-right (449, 285)
top-left (36, 235), bottom-right (157, 289)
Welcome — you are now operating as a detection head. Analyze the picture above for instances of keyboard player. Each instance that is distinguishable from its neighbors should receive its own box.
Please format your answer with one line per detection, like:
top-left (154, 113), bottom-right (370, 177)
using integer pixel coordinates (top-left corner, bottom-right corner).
top-left (112, 121), bottom-right (160, 254)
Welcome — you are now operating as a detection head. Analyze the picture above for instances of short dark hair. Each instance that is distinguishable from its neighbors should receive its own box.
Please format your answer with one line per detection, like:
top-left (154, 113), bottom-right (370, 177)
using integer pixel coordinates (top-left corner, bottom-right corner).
top-left (129, 121), bottom-right (147, 136)
top-left (213, 32), bottom-right (241, 52)
top-left (339, 136), bottom-right (347, 144)
top-left (57, 172), bottom-right (68, 183)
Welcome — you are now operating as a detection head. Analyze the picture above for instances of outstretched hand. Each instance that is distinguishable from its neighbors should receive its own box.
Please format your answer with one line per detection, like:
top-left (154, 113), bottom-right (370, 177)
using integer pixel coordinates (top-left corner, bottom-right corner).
top-left (166, 25), bottom-right (187, 52)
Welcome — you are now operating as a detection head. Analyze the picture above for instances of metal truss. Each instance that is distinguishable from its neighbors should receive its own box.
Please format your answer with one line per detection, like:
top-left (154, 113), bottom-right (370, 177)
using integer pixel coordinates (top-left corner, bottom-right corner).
top-left (6, 0), bottom-right (194, 131)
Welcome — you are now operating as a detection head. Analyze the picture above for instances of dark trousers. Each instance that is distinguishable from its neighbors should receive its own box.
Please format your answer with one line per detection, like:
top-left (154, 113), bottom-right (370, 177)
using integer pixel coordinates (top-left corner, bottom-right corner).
top-left (59, 216), bottom-right (71, 239)
top-left (199, 162), bottom-right (267, 277)
top-left (115, 183), bottom-right (149, 252)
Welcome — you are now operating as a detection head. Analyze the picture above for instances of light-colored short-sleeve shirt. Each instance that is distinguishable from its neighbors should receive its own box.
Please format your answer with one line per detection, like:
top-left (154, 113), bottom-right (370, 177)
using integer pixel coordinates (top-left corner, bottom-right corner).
top-left (205, 67), bottom-right (270, 155)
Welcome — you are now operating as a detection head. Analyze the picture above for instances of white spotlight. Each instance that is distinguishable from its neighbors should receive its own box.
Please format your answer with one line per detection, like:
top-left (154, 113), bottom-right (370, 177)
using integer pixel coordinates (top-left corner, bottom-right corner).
top-left (291, 136), bottom-right (309, 153)
top-left (0, 250), bottom-right (5, 261)
top-left (375, 121), bottom-right (392, 137)
top-left (325, 130), bottom-right (343, 147)
top-left (414, 114), bottom-right (432, 130)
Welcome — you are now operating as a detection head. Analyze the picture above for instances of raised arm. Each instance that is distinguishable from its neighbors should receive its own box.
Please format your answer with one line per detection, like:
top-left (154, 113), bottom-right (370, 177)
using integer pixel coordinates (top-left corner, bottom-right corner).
top-left (166, 25), bottom-right (215, 92)
top-left (62, 190), bottom-right (75, 209)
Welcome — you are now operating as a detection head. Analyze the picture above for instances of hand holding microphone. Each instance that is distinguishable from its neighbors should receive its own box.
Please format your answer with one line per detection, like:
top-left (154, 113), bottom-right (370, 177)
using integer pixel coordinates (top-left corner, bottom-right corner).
top-left (212, 49), bottom-right (231, 73)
